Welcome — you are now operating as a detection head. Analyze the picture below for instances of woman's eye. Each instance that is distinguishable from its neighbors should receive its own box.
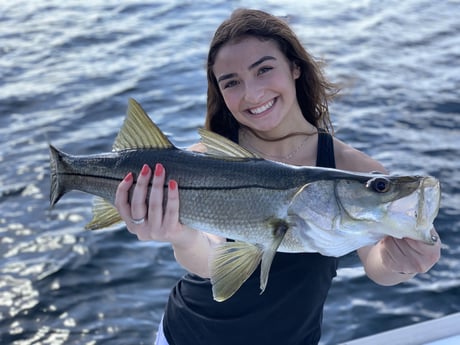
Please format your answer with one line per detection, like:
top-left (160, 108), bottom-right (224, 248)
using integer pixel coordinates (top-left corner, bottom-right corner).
top-left (258, 66), bottom-right (273, 75)
top-left (223, 80), bottom-right (239, 89)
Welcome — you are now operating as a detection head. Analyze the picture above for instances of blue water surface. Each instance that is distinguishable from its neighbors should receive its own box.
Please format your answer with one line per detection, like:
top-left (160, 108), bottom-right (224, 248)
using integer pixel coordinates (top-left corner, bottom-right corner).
top-left (0, 1), bottom-right (459, 344)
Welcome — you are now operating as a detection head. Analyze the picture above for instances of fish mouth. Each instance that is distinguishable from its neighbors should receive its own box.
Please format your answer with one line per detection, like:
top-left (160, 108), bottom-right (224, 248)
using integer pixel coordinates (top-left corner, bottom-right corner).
top-left (389, 176), bottom-right (441, 244)
top-left (416, 176), bottom-right (441, 231)
top-left (247, 98), bottom-right (276, 115)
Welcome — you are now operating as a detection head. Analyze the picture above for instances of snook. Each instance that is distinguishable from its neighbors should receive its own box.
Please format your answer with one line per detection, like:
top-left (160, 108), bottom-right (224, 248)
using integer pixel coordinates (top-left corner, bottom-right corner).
top-left (49, 98), bottom-right (441, 301)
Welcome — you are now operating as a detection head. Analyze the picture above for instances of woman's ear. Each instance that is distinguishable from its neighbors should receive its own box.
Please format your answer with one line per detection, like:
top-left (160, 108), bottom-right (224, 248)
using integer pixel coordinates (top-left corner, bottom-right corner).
top-left (292, 61), bottom-right (301, 79)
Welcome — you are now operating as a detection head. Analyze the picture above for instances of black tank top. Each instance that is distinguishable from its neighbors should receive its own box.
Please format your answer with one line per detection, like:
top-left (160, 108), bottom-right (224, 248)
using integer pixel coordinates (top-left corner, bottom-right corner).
top-left (163, 131), bottom-right (338, 345)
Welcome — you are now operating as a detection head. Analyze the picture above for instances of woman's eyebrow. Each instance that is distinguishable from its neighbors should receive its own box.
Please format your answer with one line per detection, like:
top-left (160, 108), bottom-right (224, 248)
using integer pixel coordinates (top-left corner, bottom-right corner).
top-left (217, 56), bottom-right (277, 83)
top-left (218, 73), bottom-right (237, 83)
top-left (248, 56), bottom-right (276, 70)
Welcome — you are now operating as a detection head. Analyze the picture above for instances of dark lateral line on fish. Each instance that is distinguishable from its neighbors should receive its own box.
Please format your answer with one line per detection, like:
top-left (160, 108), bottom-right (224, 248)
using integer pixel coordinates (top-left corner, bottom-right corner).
top-left (61, 173), bottom-right (287, 191)
top-left (177, 185), bottom-right (287, 191)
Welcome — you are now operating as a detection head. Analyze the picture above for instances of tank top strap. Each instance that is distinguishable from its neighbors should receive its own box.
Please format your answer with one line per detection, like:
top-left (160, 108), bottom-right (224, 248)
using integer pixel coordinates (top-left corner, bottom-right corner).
top-left (316, 129), bottom-right (336, 169)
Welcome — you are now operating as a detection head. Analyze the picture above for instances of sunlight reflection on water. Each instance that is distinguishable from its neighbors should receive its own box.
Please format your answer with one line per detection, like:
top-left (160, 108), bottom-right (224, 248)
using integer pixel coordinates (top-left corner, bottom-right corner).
top-left (1, 0), bottom-right (459, 344)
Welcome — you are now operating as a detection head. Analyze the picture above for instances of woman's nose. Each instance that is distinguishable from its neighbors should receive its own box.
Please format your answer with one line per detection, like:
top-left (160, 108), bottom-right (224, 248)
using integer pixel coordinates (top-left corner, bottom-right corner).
top-left (243, 82), bottom-right (264, 104)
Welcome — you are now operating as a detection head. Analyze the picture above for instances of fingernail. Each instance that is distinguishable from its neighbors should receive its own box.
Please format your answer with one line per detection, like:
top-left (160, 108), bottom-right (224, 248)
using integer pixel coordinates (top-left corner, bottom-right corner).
top-left (155, 163), bottom-right (164, 177)
top-left (124, 172), bottom-right (133, 182)
top-left (169, 180), bottom-right (177, 191)
top-left (141, 164), bottom-right (150, 176)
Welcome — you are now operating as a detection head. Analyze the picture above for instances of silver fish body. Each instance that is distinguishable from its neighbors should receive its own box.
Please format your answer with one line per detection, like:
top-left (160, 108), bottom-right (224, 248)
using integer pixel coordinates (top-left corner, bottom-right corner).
top-left (49, 99), bottom-right (441, 301)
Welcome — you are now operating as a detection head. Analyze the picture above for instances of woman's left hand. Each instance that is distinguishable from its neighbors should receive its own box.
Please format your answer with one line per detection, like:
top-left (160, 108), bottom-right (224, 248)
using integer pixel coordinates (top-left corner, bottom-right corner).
top-left (379, 229), bottom-right (441, 275)
top-left (359, 228), bottom-right (441, 285)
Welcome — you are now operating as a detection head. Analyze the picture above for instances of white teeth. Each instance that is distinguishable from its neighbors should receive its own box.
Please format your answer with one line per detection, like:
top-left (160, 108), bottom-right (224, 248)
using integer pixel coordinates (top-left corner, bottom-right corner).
top-left (249, 99), bottom-right (274, 115)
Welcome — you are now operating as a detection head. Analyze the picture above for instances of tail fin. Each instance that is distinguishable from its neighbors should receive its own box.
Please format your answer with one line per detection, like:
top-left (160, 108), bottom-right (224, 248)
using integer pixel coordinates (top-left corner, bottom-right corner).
top-left (49, 144), bottom-right (67, 207)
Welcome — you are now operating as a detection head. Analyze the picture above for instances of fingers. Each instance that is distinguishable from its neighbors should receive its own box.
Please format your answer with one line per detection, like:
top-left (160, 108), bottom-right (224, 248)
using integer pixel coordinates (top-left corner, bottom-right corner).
top-left (163, 179), bottom-right (180, 232)
top-left (115, 171), bottom-right (135, 228)
top-left (130, 164), bottom-right (151, 220)
top-left (404, 235), bottom-right (441, 273)
top-left (381, 235), bottom-right (441, 274)
top-left (115, 164), bottom-right (154, 237)
top-left (147, 163), bottom-right (166, 232)
top-left (147, 164), bottom-right (181, 238)
top-left (114, 163), bottom-right (181, 242)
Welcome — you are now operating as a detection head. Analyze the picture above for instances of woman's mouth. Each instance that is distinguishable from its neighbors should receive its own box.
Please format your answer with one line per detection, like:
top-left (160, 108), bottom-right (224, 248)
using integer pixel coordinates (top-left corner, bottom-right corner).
top-left (248, 98), bottom-right (276, 115)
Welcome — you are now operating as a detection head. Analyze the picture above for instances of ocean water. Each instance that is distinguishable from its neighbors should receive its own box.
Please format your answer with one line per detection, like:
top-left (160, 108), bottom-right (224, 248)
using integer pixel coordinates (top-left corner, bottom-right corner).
top-left (1, 0), bottom-right (459, 344)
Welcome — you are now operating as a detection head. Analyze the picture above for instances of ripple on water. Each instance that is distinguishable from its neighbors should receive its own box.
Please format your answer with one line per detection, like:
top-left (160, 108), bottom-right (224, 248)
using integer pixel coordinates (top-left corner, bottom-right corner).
top-left (1, 1), bottom-right (459, 344)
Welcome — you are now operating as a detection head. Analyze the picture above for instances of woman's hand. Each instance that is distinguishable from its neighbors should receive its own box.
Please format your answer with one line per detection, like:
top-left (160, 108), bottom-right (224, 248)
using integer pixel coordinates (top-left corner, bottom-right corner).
top-left (114, 162), bottom-right (224, 277)
top-left (358, 229), bottom-right (441, 285)
top-left (115, 163), bottom-right (190, 246)
top-left (378, 229), bottom-right (441, 275)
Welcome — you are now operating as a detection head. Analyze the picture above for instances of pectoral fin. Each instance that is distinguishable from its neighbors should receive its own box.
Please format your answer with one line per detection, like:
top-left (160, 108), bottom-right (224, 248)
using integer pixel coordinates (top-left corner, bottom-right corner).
top-left (210, 219), bottom-right (289, 302)
top-left (259, 219), bottom-right (289, 293)
top-left (85, 197), bottom-right (123, 230)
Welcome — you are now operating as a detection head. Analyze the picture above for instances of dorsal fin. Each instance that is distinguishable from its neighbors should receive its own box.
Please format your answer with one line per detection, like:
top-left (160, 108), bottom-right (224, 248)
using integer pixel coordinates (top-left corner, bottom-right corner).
top-left (112, 98), bottom-right (174, 151)
top-left (198, 128), bottom-right (259, 159)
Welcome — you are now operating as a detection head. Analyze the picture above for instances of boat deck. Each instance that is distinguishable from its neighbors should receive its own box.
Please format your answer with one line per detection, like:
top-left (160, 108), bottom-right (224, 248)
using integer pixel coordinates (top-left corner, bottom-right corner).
top-left (339, 312), bottom-right (460, 345)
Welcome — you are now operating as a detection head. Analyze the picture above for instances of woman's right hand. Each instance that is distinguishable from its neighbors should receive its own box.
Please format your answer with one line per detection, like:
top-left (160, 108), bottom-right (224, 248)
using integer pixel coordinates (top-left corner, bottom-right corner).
top-left (115, 161), bottom-right (225, 277)
top-left (115, 163), bottom-right (191, 246)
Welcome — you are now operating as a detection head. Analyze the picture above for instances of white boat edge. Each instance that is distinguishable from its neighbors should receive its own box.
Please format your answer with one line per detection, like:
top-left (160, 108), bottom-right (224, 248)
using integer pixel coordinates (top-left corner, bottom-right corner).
top-left (338, 312), bottom-right (460, 345)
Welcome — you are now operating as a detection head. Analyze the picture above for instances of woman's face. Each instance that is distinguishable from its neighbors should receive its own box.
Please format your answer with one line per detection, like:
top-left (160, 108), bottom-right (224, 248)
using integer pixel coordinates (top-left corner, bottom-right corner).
top-left (213, 36), bottom-right (302, 133)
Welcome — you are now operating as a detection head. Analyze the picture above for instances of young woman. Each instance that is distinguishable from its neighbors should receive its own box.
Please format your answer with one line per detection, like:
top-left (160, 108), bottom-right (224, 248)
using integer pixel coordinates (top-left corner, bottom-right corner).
top-left (114, 9), bottom-right (441, 345)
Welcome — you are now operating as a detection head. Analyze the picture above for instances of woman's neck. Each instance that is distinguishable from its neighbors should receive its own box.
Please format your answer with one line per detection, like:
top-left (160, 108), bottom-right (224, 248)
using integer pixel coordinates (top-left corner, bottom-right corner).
top-left (238, 125), bottom-right (318, 165)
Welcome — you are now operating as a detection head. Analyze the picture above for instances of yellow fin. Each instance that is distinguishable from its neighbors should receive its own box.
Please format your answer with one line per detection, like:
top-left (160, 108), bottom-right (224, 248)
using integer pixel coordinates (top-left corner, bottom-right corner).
top-left (210, 241), bottom-right (263, 302)
top-left (209, 219), bottom-right (288, 302)
top-left (198, 128), bottom-right (259, 159)
top-left (85, 197), bottom-right (123, 230)
top-left (112, 98), bottom-right (174, 151)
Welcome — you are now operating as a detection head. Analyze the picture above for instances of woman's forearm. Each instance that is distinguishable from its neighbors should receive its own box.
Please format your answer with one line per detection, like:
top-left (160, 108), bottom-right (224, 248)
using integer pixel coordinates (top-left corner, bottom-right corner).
top-left (172, 227), bottom-right (225, 278)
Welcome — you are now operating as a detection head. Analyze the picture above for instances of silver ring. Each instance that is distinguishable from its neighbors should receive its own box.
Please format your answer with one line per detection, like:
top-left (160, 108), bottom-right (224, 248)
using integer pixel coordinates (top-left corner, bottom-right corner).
top-left (130, 217), bottom-right (145, 225)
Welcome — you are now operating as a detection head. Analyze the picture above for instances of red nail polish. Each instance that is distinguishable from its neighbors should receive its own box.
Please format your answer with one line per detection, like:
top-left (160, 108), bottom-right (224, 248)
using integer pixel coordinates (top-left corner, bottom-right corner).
top-left (141, 164), bottom-right (150, 176)
top-left (124, 172), bottom-right (133, 182)
top-left (155, 163), bottom-right (164, 177)
top-left (169, 180), bottom-right (177, 191)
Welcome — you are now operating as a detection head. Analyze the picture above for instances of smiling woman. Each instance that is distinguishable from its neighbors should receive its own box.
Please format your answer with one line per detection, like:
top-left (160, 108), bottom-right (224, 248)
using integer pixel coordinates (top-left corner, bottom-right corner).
top-left (112, 8), bottom-right (442, 345)
top-left (213, 37), bottom-right (304, 137)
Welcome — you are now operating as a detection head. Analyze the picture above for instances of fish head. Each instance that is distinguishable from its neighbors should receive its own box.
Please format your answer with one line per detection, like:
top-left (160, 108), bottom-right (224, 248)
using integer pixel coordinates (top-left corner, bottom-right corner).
top-left (289, 173), bottom-right (441, 255)
top-left (334, 174), bottom-right (441, 244)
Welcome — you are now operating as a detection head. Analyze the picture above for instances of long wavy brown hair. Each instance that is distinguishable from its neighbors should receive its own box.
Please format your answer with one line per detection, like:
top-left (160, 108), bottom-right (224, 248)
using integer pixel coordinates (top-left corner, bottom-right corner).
top-left (205, 8), bottom-right (339, 140)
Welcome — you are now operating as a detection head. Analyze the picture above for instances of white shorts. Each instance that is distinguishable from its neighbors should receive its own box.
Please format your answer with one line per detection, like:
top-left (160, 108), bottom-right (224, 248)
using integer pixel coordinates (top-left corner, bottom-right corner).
top-left (154, 317), bottom-right (169, 345)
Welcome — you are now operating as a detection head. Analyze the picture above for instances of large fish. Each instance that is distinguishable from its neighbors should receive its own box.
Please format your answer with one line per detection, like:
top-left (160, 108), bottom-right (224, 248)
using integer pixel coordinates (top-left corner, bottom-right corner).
top-left (49, 98), bottom-right (441, 301)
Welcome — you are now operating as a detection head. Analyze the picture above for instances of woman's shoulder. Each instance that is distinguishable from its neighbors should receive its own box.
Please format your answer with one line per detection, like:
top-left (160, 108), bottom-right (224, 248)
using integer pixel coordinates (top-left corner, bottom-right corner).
top-left (332, 137), bottom-right (388, 174)
top-left (187, 142), bottom-right (207, 153)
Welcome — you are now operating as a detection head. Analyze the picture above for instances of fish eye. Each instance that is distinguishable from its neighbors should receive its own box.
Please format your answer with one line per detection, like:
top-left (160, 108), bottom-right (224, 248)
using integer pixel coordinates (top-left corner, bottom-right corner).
top-left (366, 177), bottom-right (391, 193)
